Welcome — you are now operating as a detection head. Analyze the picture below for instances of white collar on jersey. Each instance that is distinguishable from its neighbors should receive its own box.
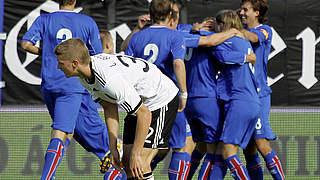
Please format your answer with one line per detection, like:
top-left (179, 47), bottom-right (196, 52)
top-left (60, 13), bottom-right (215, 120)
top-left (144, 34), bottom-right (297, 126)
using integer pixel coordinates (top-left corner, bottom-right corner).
top-left (56, 9), bottom-right (77, 13)
top-left (254, 24), bottom-right (263, 28)
top-left (150, 25), bottom-right (168, 28)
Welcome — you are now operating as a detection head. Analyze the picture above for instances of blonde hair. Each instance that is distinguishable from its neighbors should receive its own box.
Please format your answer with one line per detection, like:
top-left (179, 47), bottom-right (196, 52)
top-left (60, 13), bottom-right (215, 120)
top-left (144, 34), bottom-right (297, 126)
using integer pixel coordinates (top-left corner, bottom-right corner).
top-left (54, 38), bottom-right (91, 64)
top-left (216, 10), bottom-right (244, 32)
top-left (100, 31), bottom-right (113, 52)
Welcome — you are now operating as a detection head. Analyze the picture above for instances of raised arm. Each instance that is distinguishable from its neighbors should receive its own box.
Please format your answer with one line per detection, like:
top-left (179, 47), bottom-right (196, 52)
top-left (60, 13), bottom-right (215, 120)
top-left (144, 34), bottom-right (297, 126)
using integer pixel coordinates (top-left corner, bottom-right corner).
top-left (121, 14), bottom-right (150, 52)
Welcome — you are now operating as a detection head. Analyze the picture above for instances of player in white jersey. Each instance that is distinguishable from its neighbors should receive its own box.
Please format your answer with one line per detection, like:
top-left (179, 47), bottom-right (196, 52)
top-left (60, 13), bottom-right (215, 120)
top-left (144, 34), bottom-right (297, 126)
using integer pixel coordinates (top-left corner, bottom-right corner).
top-left (54, 38), bottom-right (179, 180)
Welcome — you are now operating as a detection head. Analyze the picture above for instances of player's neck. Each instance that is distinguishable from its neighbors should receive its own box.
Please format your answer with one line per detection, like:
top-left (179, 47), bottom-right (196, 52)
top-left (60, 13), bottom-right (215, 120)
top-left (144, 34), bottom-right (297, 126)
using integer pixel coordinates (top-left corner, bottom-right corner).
top-left (79, 63), bottom-right (93, 81)
top-left (60, 5), bottom-right (75, 11)
top-left (247, 20), bottom-right (259, 29)
top-left (154, 19), bottom-right (170, 27)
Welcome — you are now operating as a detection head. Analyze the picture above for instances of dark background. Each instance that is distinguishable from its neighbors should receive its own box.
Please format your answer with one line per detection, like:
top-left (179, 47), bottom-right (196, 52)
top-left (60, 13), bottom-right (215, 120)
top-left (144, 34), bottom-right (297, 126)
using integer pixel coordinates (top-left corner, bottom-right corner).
top-left (1, 0), bottom-right (320, 106)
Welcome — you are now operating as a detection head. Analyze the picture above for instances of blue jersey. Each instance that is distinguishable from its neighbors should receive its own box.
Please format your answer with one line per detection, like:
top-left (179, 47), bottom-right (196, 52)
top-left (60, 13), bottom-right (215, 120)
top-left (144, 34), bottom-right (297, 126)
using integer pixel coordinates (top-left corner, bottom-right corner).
top-left (248, 24), bottom-right (273, 97)
top-left (177, 24), bottom-right (200, 48)
top-left (184, 31), bottom-right (217, 98)
top-left (125, 26), bottom-right (186, 84)
top-left (214, 36), bottom-right (259, 103)
top-left (22, 10), bottom-right (102, 93)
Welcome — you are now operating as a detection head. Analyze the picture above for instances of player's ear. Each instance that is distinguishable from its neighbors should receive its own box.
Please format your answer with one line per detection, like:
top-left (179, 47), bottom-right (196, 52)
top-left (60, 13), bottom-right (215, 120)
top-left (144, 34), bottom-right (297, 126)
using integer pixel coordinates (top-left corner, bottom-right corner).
top-left (72, 58), bottom-right (79, 68)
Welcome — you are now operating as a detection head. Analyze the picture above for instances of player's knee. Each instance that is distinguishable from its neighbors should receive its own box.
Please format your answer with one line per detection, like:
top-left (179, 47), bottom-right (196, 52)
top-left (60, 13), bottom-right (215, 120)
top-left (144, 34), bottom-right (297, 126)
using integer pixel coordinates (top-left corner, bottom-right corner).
top-left (256, 139), bottom-right (272, 156)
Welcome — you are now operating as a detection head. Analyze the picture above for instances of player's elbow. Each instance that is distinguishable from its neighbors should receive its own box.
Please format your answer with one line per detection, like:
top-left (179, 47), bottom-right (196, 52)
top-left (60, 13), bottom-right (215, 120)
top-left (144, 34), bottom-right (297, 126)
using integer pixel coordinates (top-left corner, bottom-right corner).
top-left (173, 59), bottom-right (185, 69)
top-left (21, 41), bottom-right (31, 50)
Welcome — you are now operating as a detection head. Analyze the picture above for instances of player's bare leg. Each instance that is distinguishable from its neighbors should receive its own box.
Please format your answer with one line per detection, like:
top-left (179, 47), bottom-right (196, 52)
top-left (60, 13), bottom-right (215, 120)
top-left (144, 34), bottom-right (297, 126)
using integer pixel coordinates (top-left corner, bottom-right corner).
top-left (187, 142), bottom-right (207, 180)
top-left (122, 144), bottom-right (158, 179)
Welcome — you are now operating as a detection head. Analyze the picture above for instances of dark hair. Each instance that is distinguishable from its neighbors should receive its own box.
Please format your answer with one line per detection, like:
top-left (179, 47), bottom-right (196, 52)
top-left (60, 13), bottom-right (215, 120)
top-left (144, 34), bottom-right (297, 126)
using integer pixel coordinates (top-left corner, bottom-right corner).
top-left (150, 0), bottom-right (172, 23)
top-left (58, 0), bottom-right (76, 6)
top-left (241, 0), bottom-right (269, 23)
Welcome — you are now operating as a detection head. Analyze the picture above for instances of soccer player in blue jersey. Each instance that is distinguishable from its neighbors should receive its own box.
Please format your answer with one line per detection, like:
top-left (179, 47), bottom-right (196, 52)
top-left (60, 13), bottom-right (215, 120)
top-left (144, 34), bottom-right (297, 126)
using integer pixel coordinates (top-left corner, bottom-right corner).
top-left (125, 1), bottom-right (192, 179)
top-left (239, 1), bottom-right (285, 179)
top-left (213, 10), bottom-right (259, 180)
top-left (21, 0), bottom-right (112, 179)
top-left (183, 17), bottom-right (228, 180)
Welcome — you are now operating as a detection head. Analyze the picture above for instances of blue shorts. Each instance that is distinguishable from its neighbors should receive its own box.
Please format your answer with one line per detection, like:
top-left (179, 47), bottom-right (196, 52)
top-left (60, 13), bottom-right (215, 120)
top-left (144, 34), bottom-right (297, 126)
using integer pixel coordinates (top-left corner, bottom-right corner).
top-left (169, 111), bottom-right (190, 149)
top-left (41, 88), bottom-right (109, 160)
top-left (185, 97), bottom-right (223, 143)
top-left (220, 99), bottom-right (260, 149)
top-left (253, 95), bottom-right (277, 140)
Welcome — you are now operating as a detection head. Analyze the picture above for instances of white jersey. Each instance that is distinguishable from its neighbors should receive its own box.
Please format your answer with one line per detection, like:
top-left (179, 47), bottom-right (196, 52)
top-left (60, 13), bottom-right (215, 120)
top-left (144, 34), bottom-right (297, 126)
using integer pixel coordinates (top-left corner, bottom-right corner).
top-left (78, 53), bottom-right (179, 113)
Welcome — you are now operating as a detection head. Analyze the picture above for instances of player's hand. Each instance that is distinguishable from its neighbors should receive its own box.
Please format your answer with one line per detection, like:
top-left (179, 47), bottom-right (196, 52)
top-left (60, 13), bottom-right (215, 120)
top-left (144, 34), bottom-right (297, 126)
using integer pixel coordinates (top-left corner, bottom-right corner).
top-left (192, 22), bottom-right (202, 31)
top-left (229, 28), bottom-right (241, 37)
top-left (246, 51), bottom-right (256, 66)
top-left (110, 148), bottom-right (123, 171)
top-left (178, 95), bottom-right (187, 112)
top-left (130, 151), bottom-right (144, 179)
top-left (138, 14), bottom-right (150, 30)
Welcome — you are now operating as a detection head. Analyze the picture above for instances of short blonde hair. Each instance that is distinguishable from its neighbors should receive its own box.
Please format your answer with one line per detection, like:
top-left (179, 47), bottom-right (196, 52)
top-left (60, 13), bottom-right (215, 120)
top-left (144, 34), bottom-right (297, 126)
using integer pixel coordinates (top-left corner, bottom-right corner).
top-left (54, 38), bottom-right (91, 64)
top-left (100, 31), bottom-right (113, 50)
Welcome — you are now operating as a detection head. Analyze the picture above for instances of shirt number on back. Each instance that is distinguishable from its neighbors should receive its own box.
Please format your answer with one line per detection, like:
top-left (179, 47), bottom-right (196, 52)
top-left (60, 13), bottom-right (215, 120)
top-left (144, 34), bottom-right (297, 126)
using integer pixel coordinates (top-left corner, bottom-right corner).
top-left (56, 28), bottom-right (72, 42)
top-left (144, 44), bottom-right (159, 63)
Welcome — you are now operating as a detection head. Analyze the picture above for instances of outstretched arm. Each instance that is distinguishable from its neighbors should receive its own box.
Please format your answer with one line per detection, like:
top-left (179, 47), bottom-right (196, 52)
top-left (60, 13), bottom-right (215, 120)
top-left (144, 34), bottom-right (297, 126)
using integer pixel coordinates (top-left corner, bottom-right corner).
top-left (198, 28), bottom-right (239, 47)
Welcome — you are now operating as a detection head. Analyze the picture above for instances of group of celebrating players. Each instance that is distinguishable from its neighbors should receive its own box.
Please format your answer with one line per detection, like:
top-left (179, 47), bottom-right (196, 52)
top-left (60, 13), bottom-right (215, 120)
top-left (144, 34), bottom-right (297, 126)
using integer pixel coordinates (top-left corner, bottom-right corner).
top-left (21, 0), bottom-right (285, 179)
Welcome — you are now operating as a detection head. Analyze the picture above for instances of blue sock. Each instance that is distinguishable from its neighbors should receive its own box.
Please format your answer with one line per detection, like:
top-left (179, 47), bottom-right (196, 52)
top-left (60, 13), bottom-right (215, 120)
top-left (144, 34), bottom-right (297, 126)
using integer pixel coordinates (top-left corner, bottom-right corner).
top-left (187, 150), bottom-right (205, 180)
top-left (225, 154), bottom-right (250, 180)
top-left (184, 152), bottom-right (191, 179)
top-left (264, 150), bottom-right (285, 180)
top-left (168, 152), bottom-right (187, 180)
top-left (41, 138), bottom-right (65, 180)
top-left (245, 153), bottom-right (263, 180)
top-left (210, 154), bottom-right (227, 179)
top-left (198, 153), bottom-right (213, 180)
top-left (50, 137), bottom-right (71, 179)
top-left (104, 166), bottom-right (127, 180)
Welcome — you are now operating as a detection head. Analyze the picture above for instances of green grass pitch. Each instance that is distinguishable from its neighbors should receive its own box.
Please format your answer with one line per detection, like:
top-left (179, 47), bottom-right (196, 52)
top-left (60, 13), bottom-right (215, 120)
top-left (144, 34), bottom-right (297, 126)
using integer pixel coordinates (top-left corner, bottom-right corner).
top-left (0, 108), bottom-right (319, 179)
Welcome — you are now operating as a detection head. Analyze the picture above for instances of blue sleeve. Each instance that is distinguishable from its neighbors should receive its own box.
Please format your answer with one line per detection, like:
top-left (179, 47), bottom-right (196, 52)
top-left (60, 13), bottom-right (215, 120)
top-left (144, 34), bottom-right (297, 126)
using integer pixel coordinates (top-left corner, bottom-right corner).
top-left (87, 18), bottom-right (102, 55)
top-left (182, 32), bottom-right (200, 48)
top-left (171, 32), bottom-right (186, 60)
top-left (213, 43), bottom-right (246, 65)
top-left (125, 34), bottom-right (136, 56)
top-left (249, 25), bottom-right (272, 45)
top-left (177, 24), bottom-right (193, 32)
top-left (22, 16), bottom-right (42, 44)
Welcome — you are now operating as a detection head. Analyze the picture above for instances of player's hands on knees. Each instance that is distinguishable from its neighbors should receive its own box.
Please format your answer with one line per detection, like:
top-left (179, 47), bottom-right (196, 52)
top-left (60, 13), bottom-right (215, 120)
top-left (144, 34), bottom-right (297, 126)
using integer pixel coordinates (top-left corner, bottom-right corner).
top-left (178, 95), bottom-right (187, 112)
top-left (110, 148), bottom-right (123, 171)
top-left (129, 151), bottom-right (144, 179)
